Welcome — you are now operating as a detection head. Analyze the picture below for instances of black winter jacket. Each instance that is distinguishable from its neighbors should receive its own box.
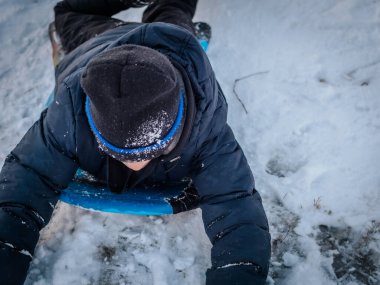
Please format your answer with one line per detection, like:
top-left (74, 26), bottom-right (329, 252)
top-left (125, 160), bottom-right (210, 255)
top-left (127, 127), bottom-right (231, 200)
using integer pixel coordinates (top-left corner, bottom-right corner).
top-left (0, 21), bottom-right (271, 285)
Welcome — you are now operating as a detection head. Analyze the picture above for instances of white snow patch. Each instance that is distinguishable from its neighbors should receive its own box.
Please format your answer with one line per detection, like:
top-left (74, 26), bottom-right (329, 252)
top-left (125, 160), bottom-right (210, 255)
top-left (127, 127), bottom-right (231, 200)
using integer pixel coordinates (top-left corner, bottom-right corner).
top-left (217, 262), bottom-right (257, 269)
top-left (124, 111), bottom-right (170, 147)
top-left (19, 249), bottom-right (33, 259)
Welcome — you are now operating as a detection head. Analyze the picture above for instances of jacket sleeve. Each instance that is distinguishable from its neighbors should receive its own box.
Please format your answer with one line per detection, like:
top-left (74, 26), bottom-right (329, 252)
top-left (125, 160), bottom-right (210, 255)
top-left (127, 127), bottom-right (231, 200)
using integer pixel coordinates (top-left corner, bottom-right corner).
top-left (191, 125), bottom-right (271, 285)
top-left (0, 83), bottom-right (79, 285)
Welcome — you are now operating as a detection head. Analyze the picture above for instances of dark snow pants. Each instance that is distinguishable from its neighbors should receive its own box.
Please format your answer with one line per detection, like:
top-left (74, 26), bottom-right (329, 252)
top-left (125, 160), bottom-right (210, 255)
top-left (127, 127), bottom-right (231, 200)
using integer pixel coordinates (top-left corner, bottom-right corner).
top-left (54, 0), bottom-right (197, 53)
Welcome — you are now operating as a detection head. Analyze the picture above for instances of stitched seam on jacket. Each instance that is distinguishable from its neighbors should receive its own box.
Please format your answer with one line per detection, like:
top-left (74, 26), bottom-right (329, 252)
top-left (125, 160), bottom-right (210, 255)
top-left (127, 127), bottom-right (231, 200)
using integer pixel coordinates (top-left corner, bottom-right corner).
top-left (63, 81), bottom-right (77, 158)
top-left (180, 34), bottom-right (193, 60)
top-left (142, 24), bottom-right (147, 45)
top-left (201, 192), bottom-right (252, 205)
top-left (9, 152), bottom-right (63, 191)
top-left (206, 211), bottom-right (232, 230)
top-left (0, 204), bottom-right (43, 230)
top-left (211, 222), bottom-right (253, 244)
top-left (0, 239), bottom-right (33, 259)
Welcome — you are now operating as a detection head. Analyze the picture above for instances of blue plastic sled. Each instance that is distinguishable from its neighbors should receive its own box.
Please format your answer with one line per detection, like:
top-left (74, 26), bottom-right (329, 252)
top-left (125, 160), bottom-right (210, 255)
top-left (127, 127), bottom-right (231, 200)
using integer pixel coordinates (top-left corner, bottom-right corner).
top-left (60, 170), bottom-right (199, 215)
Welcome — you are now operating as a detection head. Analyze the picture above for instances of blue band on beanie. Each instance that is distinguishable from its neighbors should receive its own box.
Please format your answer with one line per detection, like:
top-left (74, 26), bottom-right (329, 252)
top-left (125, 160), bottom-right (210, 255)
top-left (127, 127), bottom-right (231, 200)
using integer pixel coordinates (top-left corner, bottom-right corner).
top-left (85, 90), bottom-right (184, 156)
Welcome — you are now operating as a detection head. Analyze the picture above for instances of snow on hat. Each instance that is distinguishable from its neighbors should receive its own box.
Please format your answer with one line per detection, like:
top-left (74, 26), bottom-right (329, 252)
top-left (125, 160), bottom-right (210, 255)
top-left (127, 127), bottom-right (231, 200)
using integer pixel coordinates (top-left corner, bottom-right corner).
top-left (81, 44), bottom-right (185, 162)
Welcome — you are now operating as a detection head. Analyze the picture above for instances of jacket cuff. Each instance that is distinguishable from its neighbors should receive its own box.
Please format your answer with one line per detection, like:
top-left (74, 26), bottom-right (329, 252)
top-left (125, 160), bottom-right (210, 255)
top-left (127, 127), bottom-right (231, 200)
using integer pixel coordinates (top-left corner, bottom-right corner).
top-left (206, 265), bottom-right (267, 285)
top-left (0, 242), bottom-right (32, 285)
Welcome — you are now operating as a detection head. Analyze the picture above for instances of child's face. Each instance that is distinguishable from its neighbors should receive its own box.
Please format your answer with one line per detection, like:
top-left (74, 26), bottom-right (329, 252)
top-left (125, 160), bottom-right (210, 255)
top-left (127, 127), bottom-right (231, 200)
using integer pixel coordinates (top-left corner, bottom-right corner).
top-left (122, 160), bottom-right (151, 171)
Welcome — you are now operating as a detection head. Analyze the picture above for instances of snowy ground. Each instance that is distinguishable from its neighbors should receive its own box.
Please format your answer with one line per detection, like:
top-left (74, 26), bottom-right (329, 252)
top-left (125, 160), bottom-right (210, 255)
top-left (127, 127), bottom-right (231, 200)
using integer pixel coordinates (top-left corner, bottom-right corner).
top-left (1, 0), bottom-right (380, 284)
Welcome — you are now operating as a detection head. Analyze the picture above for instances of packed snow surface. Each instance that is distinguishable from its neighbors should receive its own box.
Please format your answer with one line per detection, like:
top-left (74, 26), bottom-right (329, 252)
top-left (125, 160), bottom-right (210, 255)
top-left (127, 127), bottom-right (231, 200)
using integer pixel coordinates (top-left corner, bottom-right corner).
top-left (0, 0), bottom-right (379, 284)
